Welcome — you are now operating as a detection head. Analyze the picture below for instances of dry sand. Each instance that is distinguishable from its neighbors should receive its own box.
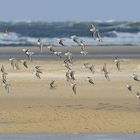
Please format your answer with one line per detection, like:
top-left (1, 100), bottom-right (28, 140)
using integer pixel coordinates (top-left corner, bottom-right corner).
top-left (0, 57), bottom-right (140, 134)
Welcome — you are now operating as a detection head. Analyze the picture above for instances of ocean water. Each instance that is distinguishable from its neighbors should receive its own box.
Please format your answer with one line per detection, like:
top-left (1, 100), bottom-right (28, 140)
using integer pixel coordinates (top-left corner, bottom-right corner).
top-left (0, 134), bottom-right (139, 140)
top-left (0, 21), bottom-right (140, 46)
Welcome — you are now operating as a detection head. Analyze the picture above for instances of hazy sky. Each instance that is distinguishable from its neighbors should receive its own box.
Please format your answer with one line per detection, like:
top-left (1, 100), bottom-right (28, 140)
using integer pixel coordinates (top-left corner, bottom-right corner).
top-left (0, 0), bottom-right (139, 21)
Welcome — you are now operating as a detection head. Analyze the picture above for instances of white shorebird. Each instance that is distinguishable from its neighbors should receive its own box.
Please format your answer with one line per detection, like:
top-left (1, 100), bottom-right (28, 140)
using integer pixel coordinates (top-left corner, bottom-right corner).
top-left (9, 58), bottom-right (19, 70)
top-left (37, 38), bottom-right (43, 53)
top-left (71, 35), bottom-right (79, 45)
top-left (21, 59), bottom-right (28, 68)
top-left (54, 51), bottom-right (62, 58)
top-left (102, 63), bottom-right (110, 81)
top-left (65, 51), bottom-right (73, 64)
top-left (71, 83), bottom-right (76, 95)
top-left (57, 38), bottom-right (66, 47)
top-left (83, 63), bottom-right (94, 74)
top-left (3, 28), bottom-right (10, 37)
top-left (95, 31), bottom-right (102, 42)
top-left (90, 24), bottom-right (102, 42)
top-left (26, 51), bottom-right (34, 61)
top-left (126, 84), bottom-right (132, 92)
top-left (80, 40), bottom-right (88, 55)
top-left (47, 46), bottom-right (55, 53)
top-left (114, 56), bottom-right (121, 71)
top-left (22, 49), bottom-right (34, 61)
top-left (90, 24), bottom-right (97, 37)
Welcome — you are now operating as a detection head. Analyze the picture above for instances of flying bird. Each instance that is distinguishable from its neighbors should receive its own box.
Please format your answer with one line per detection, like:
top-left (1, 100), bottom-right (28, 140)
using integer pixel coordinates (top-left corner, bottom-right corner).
top-left (90, 24), bottom-right (102, 42)
top-left (71, 35), bottom-right (79, 45)
top-left (57, 38), bottom-right (66, 47)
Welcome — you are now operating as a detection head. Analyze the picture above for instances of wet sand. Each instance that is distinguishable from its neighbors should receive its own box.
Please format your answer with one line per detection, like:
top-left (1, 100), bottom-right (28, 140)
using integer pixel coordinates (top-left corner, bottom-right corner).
top-left (0, 47), bottom-right (140, 133)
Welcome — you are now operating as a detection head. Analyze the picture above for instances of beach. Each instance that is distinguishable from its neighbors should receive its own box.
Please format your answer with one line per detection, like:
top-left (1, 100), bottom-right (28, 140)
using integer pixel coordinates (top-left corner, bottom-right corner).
top-left (0, 46), bottom-right (140, 134)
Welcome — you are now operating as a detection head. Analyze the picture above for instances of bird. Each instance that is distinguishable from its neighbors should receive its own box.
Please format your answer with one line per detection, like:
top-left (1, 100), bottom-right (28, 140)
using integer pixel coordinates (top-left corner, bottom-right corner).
top-left (34, 66), bottom-right (42, 79)
top-left (70, 71), bottom-right (75, 81)
top-left (126, 85), bottom-right (132, 92)
top-left (9, 58), bottom-right (19, 70)
top-left (102, 63), bottom-right (107, 73)
top-left (63, 62), bottom-right (72, 70)
top-left (63, 59), bottom-right (72, 70)
top-left (87, 77), bottom-right (94, 85)
top-left (90, 24), bottom-right (97, 38)
top-left (9, 58), bottom-right (15, 69)
top-left (65, 51), bottom-right (73, 64)
top-left (136, 92), bottom-right (140, 99)
top-left (1, 65), bottom-right (5, 73)
top-left (132, 74), bottom-right (140, 82)
top-left (37, 38), bottom-right (43, 53)
top-left (80, 40), bottom-right (88, 55)
top-left (53, 51), bottom-right (62, 58)
top-left (57, 38), bottom-right (66, 47)
top-left (66, 70), bottom-right (71, 82)
top-left (47, 46), bottom-right (55, 53)
top-left (34, 71), bottom-right (41, 79)
top-left (35, 66), bottom-right (42, 73)
top-left (95, 31), bottom-right (102, 42)
top-left (71, 83), bottom-right (77, 95)
top-left (1, 65), bottom-right (8, 83)
top-left (83, 63), bottom-right (91, 69)
top-left (71, 35), bottom-right (79, 45)
top-left (89, 65), bottom-right (95, 74)
top-left (104, 71), bottom-right (110, 81)
top-left (22, 49), bottom-right (34, 61)
top-left (2, 80), bottom-right (10, 93)
top-left (26, 51), bottom-right (34, 61)
top-left (21, 59), bottom-right (28, 68)
top-left (3, 28), bottom-right (10, 37)
top-left (114, 56), bottom-right (121, 71)
top-left (102, 63), bottom-right (110, 81)
top-left (50, 81), bottom-right (56, 89)
top-left (90, 24), bottom-right (102, 42)
top-left (83, 63), bottom-right (94, 74)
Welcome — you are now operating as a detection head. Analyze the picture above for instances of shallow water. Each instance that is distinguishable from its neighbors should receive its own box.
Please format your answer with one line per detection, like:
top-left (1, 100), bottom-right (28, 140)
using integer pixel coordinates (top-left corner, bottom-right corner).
top-left (0, 134), bottom-right (139, 140)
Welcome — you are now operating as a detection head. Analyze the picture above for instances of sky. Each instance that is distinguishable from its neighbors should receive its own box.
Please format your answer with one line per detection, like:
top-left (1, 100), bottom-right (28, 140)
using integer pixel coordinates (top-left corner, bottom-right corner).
top-left (0, 0), bottom-right (139, 21)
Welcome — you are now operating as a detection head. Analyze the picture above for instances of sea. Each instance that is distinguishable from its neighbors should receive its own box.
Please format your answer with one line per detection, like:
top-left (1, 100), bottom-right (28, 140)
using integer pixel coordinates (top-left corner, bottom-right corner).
top-left (0, 20), bottom-right (140, 47)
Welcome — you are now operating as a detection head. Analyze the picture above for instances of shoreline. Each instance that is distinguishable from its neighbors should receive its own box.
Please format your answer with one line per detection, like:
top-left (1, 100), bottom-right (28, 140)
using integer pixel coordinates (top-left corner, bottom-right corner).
top-left (0, 46), bottom-right (140, 59)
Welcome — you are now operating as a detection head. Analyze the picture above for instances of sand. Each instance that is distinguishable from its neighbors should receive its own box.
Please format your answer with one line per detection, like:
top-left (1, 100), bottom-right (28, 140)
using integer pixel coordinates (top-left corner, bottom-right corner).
top-left (0, 47), bottom-right (140, 134)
